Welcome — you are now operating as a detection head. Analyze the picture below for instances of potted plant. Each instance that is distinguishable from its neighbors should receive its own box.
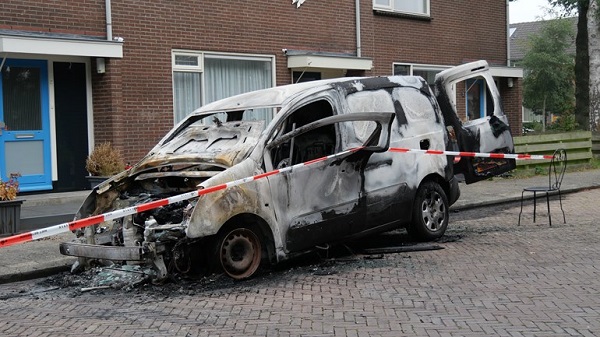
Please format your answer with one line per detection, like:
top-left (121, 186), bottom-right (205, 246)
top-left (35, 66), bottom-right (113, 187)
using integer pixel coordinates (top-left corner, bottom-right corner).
top-left (0, 173), bottom-right (23, 235)
top-left (85, 142), bottom-right (126, 189)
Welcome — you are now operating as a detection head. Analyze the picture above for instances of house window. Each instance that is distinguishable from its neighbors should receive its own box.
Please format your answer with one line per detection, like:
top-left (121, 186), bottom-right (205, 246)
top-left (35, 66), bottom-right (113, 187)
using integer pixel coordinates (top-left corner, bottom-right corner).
top-left (373, 0), bottom-right (430, 16)
top-left (393, 64), bottom-right (410, 76)
top-left (393, 63), bottom-right (446, 90)
top-left (413, 68), bottom-right (441, 84)
top-left (393, 63), bottom-right (446, 79)
top-left (172, 51), bottom-right (275, 124)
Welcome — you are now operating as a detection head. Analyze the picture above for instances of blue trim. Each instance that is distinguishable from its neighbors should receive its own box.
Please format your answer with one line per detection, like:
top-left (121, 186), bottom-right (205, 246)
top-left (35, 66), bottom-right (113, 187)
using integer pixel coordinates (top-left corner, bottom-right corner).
top-left (465, 79), bottom-right (486, 120)
top-left (0, 59), bottom-right (52, 192)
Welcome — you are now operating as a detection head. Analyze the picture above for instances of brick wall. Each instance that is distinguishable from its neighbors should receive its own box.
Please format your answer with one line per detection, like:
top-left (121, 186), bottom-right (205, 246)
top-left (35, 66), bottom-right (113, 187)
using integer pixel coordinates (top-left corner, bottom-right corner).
top-left (91, 58), bottom-right (125, 150)
top-left (363, 0), bottom-right (508, 69)
top-left (1, 0), bottom-right (517, 162)
top-left (0, 0), bottom-right (105, 35)
top-left (105, 0), bottom-right (362, 160)
top-left (500, 78), bottom-right (524, 137)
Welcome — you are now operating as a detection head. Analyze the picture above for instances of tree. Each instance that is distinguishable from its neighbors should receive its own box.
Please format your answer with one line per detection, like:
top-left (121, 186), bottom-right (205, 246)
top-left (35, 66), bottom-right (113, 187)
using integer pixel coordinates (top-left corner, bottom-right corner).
top-left (548, 0), bottom-right (600, 130)
top-left (589, 0), bottom-right (600, 130)
top-left (522, 19), bottom-right (576, 132)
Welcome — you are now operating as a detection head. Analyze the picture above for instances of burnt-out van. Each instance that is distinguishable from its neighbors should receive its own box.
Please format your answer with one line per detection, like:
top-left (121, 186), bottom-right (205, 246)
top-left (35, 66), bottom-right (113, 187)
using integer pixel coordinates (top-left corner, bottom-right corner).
top-left (61, 60), bottom-right (515, 280)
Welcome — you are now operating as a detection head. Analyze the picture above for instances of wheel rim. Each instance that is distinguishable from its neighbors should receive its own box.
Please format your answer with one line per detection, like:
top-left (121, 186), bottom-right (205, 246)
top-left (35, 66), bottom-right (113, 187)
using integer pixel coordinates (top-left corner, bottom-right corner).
top-left (219, 228), bottom-right (262, 279)
top-left (420, 190), bottom-right (446, 232)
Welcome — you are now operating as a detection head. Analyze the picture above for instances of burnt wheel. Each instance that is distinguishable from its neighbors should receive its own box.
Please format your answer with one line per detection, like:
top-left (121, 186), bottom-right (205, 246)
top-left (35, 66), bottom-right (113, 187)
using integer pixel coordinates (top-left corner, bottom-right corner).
top-left (408, 181), bottom-right (449, 241)
top-left (217, 227), bottom-right (262, 280)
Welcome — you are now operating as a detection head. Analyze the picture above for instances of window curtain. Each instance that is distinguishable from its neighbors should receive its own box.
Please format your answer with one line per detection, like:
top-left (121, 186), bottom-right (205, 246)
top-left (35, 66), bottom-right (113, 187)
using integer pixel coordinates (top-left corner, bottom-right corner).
top-left (173, 72), bottom-right (201, 124)
top-left (2, 66), bottom-right (42, 130)
top-left (204, 57), bottom-right (273, 124)
top-left (394, 0), bottom-right (426, 14)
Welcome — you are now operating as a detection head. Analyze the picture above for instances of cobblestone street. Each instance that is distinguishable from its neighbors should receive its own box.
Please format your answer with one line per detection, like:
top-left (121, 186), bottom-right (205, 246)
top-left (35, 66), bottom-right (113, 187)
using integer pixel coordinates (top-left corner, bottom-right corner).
top-left (1, 189), bottom-right (599, 337)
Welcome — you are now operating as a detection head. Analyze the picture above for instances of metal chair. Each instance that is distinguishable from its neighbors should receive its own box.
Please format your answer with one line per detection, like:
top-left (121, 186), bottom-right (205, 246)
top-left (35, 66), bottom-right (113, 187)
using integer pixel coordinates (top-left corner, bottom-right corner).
top-left (518, 148), bottom-right (567, 226)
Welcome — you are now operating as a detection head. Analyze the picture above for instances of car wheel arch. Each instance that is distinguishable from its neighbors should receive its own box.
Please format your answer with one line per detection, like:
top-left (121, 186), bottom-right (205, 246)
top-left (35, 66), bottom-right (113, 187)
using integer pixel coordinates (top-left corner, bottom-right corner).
top-left (217, 213), bottom-right (277, 264)
top-left (414, 174), bottom-right (451, 204)
top-left (407, 174), bottom-right (451, 241)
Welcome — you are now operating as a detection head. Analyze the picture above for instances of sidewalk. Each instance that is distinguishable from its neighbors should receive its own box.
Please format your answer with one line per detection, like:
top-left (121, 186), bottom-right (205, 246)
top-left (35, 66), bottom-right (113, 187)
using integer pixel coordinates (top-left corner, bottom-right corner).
top-left (1, 169), bottom-right (599, 284)
top-left (0, 190), bottom-right (88, 284)
top-left (453, 168), bottom-right (600, 210)
top-left (19, 190), bottom-right (89, 232)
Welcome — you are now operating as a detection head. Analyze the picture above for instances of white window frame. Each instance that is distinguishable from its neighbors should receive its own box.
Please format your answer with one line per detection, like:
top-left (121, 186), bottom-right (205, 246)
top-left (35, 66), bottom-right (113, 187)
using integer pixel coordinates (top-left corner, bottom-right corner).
top-left (392, 62), bottom-right (451, 110)
top-left (171, 50), bottom-right (276, 123)
top-left (172, 52), bottom-right (203, 72)
top-left (392, 63), bottom-right (412, 76)
top-left (392, 62), bottom-right (449, 78)
top-left (373, 0), bottom-right (430, 17)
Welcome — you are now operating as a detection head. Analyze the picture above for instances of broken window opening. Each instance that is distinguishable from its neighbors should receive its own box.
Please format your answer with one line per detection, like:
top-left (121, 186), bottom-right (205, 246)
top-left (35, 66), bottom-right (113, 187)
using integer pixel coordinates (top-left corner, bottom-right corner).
top-left (194, 109), bottom-right (272, 129)
top-left (270, 100), bottom-right (336, 168)
top-left (464, 76), bottom-right (495, 122)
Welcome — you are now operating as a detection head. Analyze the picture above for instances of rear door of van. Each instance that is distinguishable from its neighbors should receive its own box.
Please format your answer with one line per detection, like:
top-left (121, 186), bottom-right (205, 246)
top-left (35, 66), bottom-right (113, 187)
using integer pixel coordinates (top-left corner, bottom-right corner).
top-left (434, 60), bottom-right (516, 184)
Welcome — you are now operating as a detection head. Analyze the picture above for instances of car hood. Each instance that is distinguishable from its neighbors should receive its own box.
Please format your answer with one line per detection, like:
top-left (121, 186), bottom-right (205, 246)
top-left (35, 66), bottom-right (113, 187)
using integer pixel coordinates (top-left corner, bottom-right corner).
top-left (132, 119), bottom-right (265, 173)
top-left (78, 119), bottom-right (265, 217)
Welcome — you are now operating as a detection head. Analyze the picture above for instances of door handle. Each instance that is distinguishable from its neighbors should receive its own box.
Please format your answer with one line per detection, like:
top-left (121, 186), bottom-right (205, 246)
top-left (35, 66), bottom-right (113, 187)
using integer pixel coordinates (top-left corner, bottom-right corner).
top-left (15, 134), bottom-right (34, 139)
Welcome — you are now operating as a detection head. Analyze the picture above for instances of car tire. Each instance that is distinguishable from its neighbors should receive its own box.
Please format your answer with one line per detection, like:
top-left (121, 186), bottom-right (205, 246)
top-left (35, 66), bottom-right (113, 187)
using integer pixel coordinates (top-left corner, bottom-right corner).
top-left (215, 226), bottom-right (263, 280)
top-left (408, 181), bottom-right (449, 241)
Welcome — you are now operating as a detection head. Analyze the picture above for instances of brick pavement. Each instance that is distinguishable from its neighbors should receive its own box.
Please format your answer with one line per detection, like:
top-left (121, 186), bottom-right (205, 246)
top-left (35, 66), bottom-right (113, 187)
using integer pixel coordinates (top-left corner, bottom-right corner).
top-left (0, 189), bottom-right (599, 336)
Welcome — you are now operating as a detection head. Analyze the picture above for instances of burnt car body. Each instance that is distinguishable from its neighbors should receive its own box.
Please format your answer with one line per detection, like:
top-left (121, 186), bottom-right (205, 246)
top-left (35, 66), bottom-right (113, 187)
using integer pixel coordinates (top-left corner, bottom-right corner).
top-left (60, 60), bottom-right (515, 280)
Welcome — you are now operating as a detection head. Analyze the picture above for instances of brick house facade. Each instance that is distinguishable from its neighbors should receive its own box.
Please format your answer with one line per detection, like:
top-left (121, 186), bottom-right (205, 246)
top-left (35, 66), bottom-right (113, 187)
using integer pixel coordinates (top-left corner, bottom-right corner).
top-left (0, 0), bottom-right (522, 192)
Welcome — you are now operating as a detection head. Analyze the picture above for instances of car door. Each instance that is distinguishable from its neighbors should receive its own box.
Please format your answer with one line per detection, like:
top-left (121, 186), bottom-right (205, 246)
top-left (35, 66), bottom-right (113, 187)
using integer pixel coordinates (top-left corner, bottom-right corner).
top-left (263, 98), bottom-right (394, 253)
top-left (434, 60), bottom-right (516, 184)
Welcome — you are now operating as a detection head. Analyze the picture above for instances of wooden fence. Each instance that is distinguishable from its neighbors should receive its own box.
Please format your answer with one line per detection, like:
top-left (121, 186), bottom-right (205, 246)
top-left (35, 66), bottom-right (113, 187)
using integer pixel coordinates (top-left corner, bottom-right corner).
top-left (513, 131), bottom-right (593, 170)
top-left (593, 132), bottom-right (600, 159)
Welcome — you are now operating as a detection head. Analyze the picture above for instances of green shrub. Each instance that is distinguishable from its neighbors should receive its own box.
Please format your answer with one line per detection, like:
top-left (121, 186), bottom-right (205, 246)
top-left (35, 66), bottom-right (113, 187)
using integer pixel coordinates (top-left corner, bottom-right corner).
top-left (548, 112), bottom-right (579, 132)
top-left (523, 121), bottom-right (543, 133)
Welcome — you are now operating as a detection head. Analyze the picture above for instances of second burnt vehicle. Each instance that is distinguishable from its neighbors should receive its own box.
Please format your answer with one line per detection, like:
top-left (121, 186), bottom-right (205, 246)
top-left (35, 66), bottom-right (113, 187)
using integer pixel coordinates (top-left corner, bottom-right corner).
top-left (60, 60), bottom-right (515, 281)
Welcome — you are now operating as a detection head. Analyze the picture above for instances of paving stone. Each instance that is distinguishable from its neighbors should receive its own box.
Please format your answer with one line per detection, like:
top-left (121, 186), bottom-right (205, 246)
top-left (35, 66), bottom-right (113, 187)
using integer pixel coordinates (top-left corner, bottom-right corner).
top-left (1, 188), bottom-right (600, 336)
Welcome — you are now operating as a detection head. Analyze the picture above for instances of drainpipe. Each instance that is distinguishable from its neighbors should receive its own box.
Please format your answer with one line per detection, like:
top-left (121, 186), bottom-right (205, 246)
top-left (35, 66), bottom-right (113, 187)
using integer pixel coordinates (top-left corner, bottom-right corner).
top-left (356, 0), bottom-right (362, 57)
top-left (106, 0), bottom-right (113, 41)
top-left (506, 0), bottom-right (510, 66)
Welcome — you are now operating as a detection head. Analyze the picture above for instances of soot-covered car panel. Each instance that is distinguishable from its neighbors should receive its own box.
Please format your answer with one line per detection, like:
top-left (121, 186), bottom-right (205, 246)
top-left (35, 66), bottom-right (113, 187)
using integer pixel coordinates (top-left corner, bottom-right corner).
top-left (61, 60), bottom-right (514, 281)
top-left (434, 61), bottom-right (516, 183)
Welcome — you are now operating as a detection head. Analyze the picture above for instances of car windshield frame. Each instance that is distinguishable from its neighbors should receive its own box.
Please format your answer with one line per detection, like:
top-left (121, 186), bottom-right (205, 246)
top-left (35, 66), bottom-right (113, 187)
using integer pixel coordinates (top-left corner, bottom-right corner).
top-left (160, 107), bottom-right (280, 146)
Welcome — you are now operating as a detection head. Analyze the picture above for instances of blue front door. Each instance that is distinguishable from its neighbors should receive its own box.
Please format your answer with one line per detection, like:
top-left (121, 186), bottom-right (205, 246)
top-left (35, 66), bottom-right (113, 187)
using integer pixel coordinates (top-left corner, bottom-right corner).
top-left (0, 59), bottom-right (52, 192)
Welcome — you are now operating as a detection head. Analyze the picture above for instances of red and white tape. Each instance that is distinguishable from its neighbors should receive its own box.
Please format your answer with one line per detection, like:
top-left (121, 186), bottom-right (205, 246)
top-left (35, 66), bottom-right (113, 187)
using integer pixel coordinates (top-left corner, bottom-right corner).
top-left (388, 147), bottom-right (554, 160)
top-left (0, 147), bottom-right (362, 248)
top-left (0, 146), bottom-right (552, 248)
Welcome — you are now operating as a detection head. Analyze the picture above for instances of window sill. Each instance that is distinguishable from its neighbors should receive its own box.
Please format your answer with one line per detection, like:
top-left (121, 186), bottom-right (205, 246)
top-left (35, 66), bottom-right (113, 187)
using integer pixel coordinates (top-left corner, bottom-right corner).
top-left (373, 9), bottom-right (432, 21)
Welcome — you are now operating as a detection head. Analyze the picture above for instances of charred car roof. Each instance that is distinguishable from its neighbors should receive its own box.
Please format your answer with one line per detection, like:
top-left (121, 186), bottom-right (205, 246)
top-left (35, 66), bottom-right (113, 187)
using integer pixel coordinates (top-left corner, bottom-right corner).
top-left (191, 75), bottom-right (430, 115)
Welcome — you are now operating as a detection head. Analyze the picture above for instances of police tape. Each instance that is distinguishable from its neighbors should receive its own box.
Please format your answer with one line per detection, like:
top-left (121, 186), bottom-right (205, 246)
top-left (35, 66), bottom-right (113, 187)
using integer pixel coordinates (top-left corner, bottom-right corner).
top-left (0, 146), bottom-right (553, 248)
top-left (0, 147), bottom-right (362, 248)
top-left (388, 147), bottom-right (554, 160)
